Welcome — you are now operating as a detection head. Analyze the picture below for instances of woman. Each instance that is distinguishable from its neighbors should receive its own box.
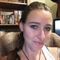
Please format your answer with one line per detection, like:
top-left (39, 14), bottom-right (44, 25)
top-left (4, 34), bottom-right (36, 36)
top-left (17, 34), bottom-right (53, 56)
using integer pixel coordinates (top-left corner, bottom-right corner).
top-left (18, 1), bottom-right (55, 60)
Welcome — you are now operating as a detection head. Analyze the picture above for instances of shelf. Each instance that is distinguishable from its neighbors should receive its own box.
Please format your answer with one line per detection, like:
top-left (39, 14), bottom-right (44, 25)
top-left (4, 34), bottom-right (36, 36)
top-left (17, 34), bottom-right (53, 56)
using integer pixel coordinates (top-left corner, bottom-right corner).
top-left (0, 24), bottom-right (19, 26)
top-left (0, 24), bottom-right (20, 32)
top-left (0, 1), bottom-right (27, 10)
top-left (0, 1), bottom-right (27, 32)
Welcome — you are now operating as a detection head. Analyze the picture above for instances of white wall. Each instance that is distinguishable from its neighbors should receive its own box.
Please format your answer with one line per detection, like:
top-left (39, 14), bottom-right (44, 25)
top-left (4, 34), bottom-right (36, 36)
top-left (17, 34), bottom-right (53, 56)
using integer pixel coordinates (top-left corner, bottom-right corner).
top-left (27, 0), bottom-right (45, 5)
top-left (45, 0), bottom-right (57, 19)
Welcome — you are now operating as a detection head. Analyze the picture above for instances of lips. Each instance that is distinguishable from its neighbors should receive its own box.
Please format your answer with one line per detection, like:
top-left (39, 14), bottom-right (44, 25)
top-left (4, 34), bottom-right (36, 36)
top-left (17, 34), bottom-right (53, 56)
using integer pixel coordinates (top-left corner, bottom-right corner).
top-left (33, 41), bottom-right (44, 46)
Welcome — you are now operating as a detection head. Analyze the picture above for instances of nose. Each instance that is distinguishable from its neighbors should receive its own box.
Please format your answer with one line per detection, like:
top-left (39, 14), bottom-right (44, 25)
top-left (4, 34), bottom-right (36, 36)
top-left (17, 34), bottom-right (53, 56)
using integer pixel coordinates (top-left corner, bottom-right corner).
top-left (37, 29), bottom-right (45, 40)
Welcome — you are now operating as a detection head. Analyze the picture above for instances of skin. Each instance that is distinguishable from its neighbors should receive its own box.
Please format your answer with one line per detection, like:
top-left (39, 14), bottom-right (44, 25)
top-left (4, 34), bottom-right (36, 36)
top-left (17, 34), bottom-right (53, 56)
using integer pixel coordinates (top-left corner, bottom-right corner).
top-left (19, 9), bottom-right (53, 60)
top-left (0, 55), bottom-right (7, 60)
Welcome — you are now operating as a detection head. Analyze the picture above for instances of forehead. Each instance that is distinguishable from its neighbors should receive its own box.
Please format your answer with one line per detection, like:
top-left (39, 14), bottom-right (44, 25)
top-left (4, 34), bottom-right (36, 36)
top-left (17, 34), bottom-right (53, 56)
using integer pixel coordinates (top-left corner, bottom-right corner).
top-left (26, 10), bottom-right (53, 24)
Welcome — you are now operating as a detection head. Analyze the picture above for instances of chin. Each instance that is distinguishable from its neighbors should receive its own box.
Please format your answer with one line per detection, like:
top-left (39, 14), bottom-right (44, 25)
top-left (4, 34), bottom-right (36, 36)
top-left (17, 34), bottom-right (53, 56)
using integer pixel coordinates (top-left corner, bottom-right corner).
top-left (31, 44), bottom-right (44, 52)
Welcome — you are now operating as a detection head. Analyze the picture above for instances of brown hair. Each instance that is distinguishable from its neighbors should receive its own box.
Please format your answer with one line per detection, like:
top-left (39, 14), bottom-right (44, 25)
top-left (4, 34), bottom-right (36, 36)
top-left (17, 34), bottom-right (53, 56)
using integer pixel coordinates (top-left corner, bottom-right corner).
top-left (20, 1), bottom-right (51, 23)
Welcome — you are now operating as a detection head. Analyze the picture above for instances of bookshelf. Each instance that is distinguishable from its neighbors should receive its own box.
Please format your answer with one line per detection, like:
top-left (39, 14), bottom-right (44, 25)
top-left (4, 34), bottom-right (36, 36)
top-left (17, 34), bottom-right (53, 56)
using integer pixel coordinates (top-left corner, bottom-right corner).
top-left (0, 1), bottom-right (27, 10)
top-left (0, 1), bottom-right (27, 32)
top-left (0, 24), bottom-right (19, 32)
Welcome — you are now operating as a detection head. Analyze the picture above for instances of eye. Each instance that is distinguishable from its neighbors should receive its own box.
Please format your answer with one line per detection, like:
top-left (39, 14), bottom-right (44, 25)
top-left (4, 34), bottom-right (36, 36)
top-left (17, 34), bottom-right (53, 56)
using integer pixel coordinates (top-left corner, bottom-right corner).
top-left (30, 25), bottom-right (38, 29)
top-left (44, 27), bottom-right (52, 31)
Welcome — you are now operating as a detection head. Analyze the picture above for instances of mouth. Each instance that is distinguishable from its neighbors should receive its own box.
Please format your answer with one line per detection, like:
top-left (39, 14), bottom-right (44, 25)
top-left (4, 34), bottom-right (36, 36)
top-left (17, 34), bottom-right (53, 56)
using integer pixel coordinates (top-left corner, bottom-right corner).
top-left (33, 41), bottom-right (44, 46)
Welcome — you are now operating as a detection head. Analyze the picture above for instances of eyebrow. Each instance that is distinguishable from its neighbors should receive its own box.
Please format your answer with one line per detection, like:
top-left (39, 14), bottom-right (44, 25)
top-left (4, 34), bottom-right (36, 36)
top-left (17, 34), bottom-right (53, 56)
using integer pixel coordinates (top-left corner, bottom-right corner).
top-left (45, 24), bottom-right (52, 27)
top-left (27, 22), bottom-right (52, 27)
top-left (28, 22), bottom-right (52, 25)
top-left (28, 22), bottom-right (41, 25)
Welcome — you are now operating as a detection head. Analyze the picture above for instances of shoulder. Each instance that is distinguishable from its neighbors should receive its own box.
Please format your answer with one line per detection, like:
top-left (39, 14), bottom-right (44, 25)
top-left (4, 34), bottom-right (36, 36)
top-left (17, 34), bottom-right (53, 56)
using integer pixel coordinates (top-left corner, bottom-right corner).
top-left (42, 46), bottom-right (58, 60)
top-left (48, 47), bottom-right (58, 60)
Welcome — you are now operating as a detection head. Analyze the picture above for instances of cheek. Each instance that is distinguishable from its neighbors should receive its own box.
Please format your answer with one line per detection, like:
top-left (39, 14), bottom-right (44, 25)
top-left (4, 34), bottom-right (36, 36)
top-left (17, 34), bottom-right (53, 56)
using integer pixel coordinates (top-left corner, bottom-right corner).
top-left (23, 27), bottom-right (35, 42)
top-left (44, 31), bottom-right (52, 42)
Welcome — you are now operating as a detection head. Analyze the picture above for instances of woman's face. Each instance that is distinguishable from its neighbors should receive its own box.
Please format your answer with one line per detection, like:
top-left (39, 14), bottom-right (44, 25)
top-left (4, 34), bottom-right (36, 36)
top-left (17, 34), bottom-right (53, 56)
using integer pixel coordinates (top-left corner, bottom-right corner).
top-left (20, 10), bottom-right (53, 51)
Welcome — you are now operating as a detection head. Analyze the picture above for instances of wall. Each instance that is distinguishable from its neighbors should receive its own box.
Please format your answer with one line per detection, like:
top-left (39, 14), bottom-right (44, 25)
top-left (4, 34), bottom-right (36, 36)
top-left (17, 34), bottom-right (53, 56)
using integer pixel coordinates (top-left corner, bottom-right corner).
top-left (27, 0), bottom-right (45, 4)
top-left (45, 0), bottom-right (57, 19)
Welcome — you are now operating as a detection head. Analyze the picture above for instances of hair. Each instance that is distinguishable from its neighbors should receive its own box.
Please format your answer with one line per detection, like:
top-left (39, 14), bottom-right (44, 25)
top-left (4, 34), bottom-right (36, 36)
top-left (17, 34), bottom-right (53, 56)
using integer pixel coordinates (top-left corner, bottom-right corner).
top-left (0, 32), bottom-right (20, 60)
top-left (20, 1), bottom-right (51, 23)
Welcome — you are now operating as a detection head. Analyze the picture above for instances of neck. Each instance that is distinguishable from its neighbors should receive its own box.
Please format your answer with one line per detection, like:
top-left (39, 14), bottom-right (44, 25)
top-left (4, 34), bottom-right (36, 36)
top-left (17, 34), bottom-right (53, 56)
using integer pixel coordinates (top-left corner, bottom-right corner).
top-left (22, 44), bottom-right (42, 60)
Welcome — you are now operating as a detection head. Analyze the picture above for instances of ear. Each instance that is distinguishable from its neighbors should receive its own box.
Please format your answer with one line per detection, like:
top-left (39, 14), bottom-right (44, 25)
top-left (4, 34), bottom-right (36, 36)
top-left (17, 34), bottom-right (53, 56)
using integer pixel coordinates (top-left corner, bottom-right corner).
top-left (19, 22), bottom-right (24, 32)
